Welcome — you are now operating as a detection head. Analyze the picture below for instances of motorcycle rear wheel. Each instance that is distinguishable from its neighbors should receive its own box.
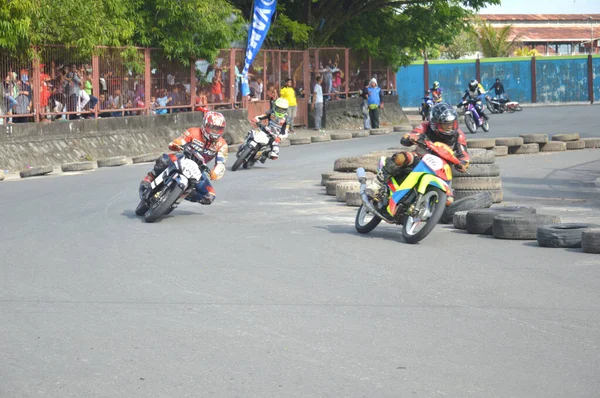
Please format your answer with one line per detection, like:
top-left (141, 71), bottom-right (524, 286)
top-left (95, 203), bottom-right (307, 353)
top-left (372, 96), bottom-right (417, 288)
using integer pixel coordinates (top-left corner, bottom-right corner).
top-left (464, 114), bottom-right (477, 134)
top-left (482, 120), bottom-right (490, 132)
top-left (402, 187), bottom-right (447, 244)
top-left (144, 184), bottom-right (184, 223)
top-left (232, 146), bottom-right (252, 171)
top-left (355, 203), bottom-right (382, 234)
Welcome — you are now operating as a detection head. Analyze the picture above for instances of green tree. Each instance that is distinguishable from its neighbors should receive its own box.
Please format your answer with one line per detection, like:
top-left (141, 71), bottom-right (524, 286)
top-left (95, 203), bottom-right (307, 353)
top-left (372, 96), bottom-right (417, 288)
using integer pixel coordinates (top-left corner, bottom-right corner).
top-left (231, 0), bottom-right (500, 67)
top-left (476, 23), bottom-right (521, 57)
top-left (440, 30), bottom-right (479, 59)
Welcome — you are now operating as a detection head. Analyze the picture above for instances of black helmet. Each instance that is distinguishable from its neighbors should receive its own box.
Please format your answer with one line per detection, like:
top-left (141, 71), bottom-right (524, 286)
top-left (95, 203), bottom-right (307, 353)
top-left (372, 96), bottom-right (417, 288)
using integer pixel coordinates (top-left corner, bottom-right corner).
top-left (468, 79), bottom-right (478, 92)
top-left (430, 102), bottom-right (459, 137)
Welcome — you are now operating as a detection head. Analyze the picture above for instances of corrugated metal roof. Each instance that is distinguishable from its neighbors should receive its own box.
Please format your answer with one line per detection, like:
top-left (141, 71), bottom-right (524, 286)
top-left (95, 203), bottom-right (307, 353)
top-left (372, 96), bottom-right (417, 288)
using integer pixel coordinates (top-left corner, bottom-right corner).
top-left (507, 26), bottom-right (596, 42)
top-left (480, 14), bottom-right (600, 21)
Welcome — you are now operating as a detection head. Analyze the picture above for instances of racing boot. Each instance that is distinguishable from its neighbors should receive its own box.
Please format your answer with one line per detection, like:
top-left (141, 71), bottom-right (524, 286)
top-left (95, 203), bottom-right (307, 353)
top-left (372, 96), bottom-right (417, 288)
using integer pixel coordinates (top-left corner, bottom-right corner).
top-left (269, 145), bottom-right (280, 160)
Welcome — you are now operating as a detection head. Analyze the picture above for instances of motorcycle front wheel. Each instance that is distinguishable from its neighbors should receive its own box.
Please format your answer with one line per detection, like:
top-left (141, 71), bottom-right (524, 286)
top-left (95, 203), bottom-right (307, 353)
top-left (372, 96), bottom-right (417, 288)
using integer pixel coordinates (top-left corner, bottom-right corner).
top-left (231, 146), bottom-right (252, 171)
top-left (402, 187), bottom-right (447, 244)
top-left (464, 114), bottom-right (477, 134)
top-left (355, 203), bottom-right (382, 234)
top-left (144, 183), bottom-right (184, 223)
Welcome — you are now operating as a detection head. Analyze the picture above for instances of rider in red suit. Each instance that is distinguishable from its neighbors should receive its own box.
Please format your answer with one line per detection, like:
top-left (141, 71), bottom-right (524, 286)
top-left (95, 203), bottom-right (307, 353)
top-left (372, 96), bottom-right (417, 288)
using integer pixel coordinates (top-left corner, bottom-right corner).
top-left (367, 102), bottom-right (470, 201)
top-left (139, 109), bottom-right (228, 205)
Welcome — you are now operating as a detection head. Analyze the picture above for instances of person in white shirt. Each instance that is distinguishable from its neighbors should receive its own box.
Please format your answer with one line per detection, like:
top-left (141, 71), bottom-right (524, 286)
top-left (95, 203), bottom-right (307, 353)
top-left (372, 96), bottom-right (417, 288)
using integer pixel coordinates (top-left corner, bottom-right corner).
top-left (311, 75), bottom-right (324, 132)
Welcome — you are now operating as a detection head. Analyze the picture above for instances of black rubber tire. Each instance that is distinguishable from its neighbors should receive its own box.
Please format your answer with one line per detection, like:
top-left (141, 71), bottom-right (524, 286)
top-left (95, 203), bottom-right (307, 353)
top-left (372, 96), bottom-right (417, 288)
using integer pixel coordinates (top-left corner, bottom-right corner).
top-left (334, 156), bottom-right (379, 173)
top-left (566, 140), bottom-right (586, 150)
top-left (440, 192), bottom-right (493, 224)
top-left (509, 143), bottom-right (539, 155)
top-left (552, 133), bottom-right (580, 142)
top-left (97, 156), bottom-right (128, 167)
top-left (355, 203), bottom-right (382, 234)
top-left (144, 184), bottom-right (184, 223)
top-left (232, 146), bottom-right (252, 171)
top-left (495, 137), bottom-right (524, 147)
top-left (453, 163), bottom-right (500, 178)
top-left (346, 191), bottom-right (362, 207)
top-left (582, 228), bottom-right (600, 253)
top-left (453, 211), bottom-right (469, 230)
top-left (325, 181), bottom-right (341, 196)
top-left (536, 223), bottom-right (599, 248)
top-left (468, 149), bottom-right (496, 164)
top-left (452, 176), bottom-right (502, 190)
top-left (467, 139), bottom-right (496, 149)
top-left (61, 161), bottom-right (95, 172)
top-left (481, 120), bottom-right (490, 132)
top-left (583, 138), bottom-right (600, 148)
top-left (466, 206), bottom-right (536, 235)
top-left (492, 214), bottom-right (561, 240)
top-left (464, 114), bottom-right (477, 134)
top-left (519, 134), bottom-right (548, 144)
top-left (321, 172), bottom-right (362, 186)
top-left (453, 189), bottom-right (504, 203)
top-left (540, 142), bottom-right (567, 152)
top-left (135, 200), bottom-right (149, 216)
top-left (132, 153), bottom-right (162, 164)
top-left (20, 165), bottom-right (54, 178)
top-left (402, 187), bottom-right (447, 244)
top-left (335, 182), bottom-right (361, 202)
top-left (493, 146), bottom-right (508, 157)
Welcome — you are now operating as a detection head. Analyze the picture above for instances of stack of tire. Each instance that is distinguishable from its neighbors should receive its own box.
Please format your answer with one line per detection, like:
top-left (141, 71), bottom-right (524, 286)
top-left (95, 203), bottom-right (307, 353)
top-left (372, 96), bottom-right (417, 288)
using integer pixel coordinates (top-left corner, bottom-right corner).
top-left (457, 138), bottom-right (503, 204)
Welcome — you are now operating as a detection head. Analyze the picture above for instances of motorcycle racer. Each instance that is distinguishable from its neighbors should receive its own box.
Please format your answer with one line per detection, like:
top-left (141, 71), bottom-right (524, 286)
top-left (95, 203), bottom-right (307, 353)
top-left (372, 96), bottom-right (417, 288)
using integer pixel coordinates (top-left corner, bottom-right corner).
top-left (252, 98), bottom-right (290, 161)
top-left (459, 79), bottom-right (489, 120)
top-left (139, 108), bottom-right (228, 205)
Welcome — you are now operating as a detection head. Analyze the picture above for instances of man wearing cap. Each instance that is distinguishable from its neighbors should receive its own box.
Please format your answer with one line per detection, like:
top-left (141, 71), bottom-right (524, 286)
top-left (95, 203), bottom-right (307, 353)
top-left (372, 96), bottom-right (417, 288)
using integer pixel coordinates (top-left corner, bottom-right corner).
top-left (367, 78), bottom-right (384, 129)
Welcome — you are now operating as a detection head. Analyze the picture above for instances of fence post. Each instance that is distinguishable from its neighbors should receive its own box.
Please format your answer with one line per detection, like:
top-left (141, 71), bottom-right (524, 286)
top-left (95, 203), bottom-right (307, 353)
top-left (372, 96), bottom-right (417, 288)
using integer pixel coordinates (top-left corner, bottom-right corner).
top-left (303, 49), bottom-right (310, 127)
top-left (145, 49), bottom-right (151, 115)
top-left (190, 56), bottom-right (197, 112)
top-left (263, 51), bottom-right (267, 101)
top-left (230, 49), bottom-right (236, 109)
top-left (588, 54), bottom-right (594, 104)
top-left (475, 57), bottom-right (481, 82)
top-left (344, 48), bottom-right (349, 96)
top-left (368, 56), bottom-right (372, 80)
top-left (92, 52), bottom-right (99, 118)
top-left (531, 56), bottom-right (537, 103)
top-left (32, 50), bottom-right (41, 123)
top-left (423, 60), bottom-right (429, 92)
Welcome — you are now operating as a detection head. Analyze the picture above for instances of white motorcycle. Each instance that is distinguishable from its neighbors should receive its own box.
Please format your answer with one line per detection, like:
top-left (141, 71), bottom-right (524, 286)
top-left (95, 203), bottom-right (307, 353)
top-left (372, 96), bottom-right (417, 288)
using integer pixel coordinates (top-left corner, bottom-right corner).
top-left (135, 143), bottom-right (209, 223)
top-left (231, 123), bottom-right (281, 171)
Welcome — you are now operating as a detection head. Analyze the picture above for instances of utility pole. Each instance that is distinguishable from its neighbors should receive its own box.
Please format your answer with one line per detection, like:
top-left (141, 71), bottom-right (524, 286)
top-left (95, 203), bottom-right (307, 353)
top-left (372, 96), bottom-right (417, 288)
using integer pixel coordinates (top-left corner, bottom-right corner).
top-left (589, 17), bottom-right (595, 54)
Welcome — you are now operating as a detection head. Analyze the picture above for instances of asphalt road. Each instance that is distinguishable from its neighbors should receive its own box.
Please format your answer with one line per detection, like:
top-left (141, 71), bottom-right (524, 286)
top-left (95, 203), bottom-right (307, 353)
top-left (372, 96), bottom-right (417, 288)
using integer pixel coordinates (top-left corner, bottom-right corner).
top-left (1, 107), bottom-right (600, 397)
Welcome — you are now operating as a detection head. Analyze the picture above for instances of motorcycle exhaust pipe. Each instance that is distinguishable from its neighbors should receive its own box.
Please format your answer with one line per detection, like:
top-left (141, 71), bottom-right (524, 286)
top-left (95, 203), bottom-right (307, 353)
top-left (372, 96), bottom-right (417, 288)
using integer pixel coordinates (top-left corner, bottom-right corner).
top-left (356, 168), bottom-right (394, 224)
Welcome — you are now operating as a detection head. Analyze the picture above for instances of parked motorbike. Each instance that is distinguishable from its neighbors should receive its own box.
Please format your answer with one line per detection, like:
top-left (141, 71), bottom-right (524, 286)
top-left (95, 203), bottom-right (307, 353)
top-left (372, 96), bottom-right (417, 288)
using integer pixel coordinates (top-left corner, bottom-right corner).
top-left (458, 99), bottom-right (490, 134)
top-left (354, 138), bottom-right (461, 244)
top-left (135, 143), bottom-right (210, 223)
top-left (486, 95), bottom-right (523, 114)
top-left (231, 123), bottom-right (282, 171)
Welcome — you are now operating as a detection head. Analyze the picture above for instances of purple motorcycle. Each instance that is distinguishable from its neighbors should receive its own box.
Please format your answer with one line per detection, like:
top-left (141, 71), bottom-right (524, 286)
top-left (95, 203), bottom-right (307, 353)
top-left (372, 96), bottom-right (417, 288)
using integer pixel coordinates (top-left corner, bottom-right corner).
top-left (458, 99), bottom-right (490, 134)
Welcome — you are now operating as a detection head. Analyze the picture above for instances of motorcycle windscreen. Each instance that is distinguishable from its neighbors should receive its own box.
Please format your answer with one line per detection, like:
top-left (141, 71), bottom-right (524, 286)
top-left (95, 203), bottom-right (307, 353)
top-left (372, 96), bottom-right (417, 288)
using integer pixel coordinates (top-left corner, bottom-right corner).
top-left (386, 161), bottom-right (432, 216)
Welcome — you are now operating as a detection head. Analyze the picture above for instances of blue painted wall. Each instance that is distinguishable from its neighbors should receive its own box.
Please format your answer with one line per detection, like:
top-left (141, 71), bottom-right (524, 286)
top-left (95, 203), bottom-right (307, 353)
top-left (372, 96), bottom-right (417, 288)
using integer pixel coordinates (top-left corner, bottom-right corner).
top-left (396, 56), bottom-right (593, 107)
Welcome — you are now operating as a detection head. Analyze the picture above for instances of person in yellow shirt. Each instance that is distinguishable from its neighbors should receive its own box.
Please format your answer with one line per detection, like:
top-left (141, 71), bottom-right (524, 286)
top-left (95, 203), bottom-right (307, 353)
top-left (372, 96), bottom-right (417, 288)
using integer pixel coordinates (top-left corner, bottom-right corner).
top-left (280, 78), bottom-right (297, 132)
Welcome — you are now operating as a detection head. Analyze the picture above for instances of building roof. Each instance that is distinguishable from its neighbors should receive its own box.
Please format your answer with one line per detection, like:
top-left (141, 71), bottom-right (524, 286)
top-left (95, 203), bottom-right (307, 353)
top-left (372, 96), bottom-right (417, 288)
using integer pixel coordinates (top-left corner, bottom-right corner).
top-left (480, 14), bottom-right (600, 22)
top-left (508, 26), bottom-right (596, 42)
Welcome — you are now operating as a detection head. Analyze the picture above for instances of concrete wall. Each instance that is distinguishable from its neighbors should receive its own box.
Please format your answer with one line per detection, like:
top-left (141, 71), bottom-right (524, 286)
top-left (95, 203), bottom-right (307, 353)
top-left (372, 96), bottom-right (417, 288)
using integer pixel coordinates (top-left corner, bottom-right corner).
top-left (313, 95), bottom-right (409, 130)
top-left (0, 110), bottom-right (252, 170)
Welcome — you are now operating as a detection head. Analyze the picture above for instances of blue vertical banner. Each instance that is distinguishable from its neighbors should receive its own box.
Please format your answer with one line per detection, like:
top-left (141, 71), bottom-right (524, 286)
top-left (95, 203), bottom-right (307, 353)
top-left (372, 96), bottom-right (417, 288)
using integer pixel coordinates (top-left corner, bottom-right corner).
top-left (241, 0), bottom-right (277, 96)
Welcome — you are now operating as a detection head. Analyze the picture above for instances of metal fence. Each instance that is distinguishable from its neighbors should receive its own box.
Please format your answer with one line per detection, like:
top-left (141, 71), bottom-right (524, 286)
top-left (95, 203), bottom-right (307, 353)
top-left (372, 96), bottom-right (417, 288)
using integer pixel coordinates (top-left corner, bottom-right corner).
top-left (0, 46), bottom-right (397, 126)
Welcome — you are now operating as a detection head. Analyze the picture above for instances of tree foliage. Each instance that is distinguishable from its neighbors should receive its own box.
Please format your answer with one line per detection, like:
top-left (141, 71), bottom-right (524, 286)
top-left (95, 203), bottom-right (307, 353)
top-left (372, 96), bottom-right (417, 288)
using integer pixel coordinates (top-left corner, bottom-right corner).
top-left (440, 30), bottom-right (480, 59)
top-left (514, 47), bottom-right (541, 57)
top-left (0, 0), bottom-right (244, 65)
top-left (476, 23), bottom-right (521, 58)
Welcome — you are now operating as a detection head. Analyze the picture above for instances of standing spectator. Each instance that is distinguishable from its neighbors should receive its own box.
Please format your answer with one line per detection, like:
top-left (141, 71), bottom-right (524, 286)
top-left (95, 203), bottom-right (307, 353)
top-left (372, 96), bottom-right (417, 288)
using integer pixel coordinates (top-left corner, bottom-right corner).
top-left (311, 75), bottom-right (324, 132)
top-left (39, 64), bottom-right (52, 122)
top-left (109, 88), bottom-right (124, 117)
top-left (360, 80), bottom-right (371, 130)
top-left (211, 69), bottom-right (223, 104)
top-left (266, 83), bottom-right (278, 109)
top-left (488, 78), bottom-right (506, 100)
top-left (156, 89), bottom-right (171, 115)
top-left (367, 78), bottom-right (384, 129)
top-left (280, 78), bottom-right (297, 132)
top-left (3, 72), bottom-right (18, 123)
top-left (13, 73), bottom-right (32, 123)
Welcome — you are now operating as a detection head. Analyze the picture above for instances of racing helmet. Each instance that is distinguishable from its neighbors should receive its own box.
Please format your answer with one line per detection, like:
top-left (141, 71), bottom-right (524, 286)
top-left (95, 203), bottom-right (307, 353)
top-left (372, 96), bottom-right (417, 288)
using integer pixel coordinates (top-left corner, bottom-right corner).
top-left (430, 102), bottom-right (459, 137)
top-left (432, 81), bottom-right (440, 90)
top-left (468, 79), bottom-right (478, 92)
top-left (273, 98), bottom-right (289, 119)
top-left (202, 111), bottom-right (226, 142)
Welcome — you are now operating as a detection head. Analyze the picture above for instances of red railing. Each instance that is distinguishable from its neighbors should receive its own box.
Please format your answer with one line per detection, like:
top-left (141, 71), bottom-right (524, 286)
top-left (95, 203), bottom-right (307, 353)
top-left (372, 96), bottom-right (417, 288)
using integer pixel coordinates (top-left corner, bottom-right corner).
top-left (0, 46), bottom-right (397, 127)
